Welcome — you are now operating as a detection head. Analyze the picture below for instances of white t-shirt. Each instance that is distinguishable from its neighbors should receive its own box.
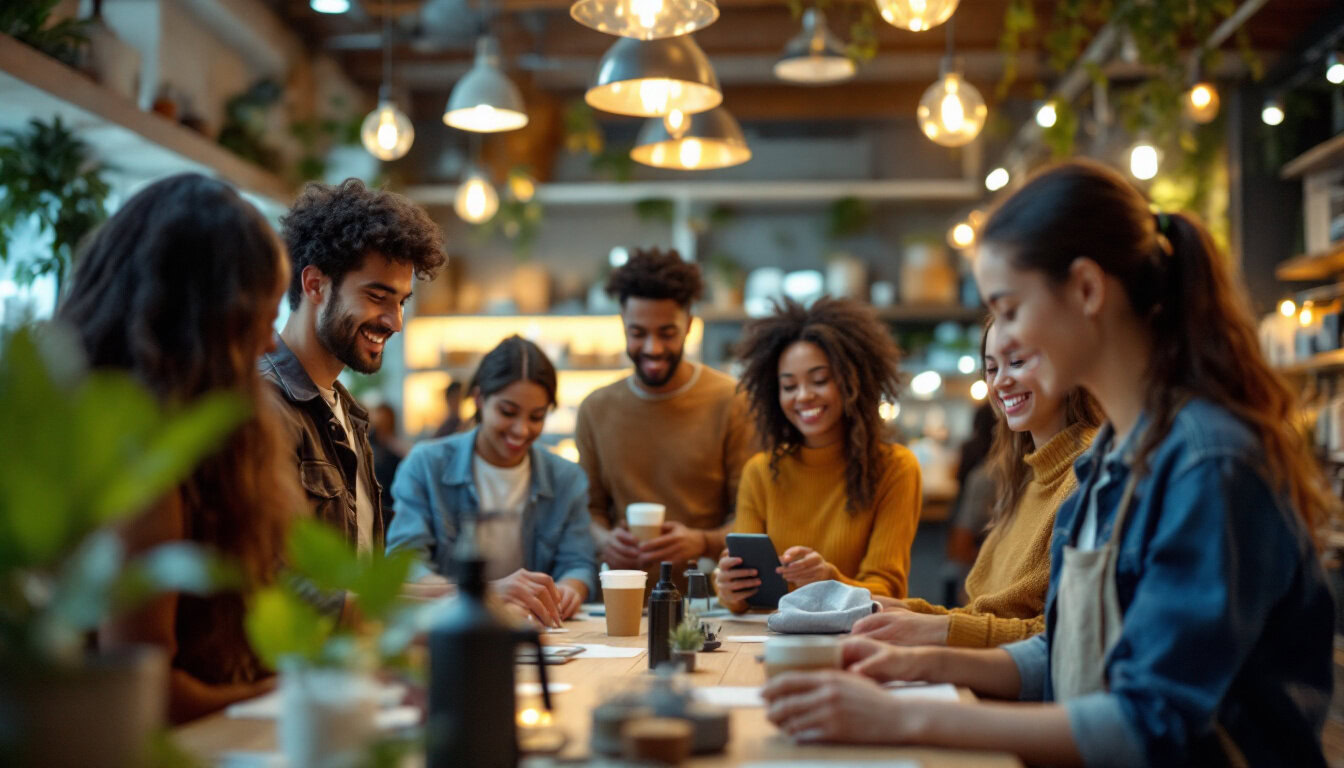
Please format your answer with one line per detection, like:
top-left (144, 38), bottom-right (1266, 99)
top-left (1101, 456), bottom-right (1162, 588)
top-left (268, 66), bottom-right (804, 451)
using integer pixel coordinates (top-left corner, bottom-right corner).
top-left (473, 453), bottom-right (530, 581)
top-left (320, 385), bottom-right (375, 556)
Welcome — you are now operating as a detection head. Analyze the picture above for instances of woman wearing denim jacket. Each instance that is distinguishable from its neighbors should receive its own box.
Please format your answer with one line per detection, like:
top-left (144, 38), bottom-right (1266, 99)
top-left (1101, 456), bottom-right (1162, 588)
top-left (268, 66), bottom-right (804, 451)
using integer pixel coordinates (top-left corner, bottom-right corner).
top-left (759, 160), bottom-right (1335, 767)
top-left (387, 336), bottom-right (596, 628)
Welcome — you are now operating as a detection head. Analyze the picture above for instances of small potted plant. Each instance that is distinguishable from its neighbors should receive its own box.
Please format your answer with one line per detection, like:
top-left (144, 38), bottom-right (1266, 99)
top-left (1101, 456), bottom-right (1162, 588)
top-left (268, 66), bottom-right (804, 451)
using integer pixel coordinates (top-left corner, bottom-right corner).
top-left (668, 615), bottom-right (705, 673)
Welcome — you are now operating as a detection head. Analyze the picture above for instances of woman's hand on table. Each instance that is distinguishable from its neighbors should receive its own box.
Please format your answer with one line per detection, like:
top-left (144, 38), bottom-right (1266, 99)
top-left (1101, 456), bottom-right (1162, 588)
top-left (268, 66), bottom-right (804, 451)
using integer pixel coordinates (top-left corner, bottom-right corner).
top-left (762, 670), bottom-right (915, 745)
top-left (850, 606), bottom-right (950, 646)
top-left (842, 637), bottom-right (937, 683)
top-left (490, 568), bottom-right (563, 628)
top-left (714, 550), bottom-right (759, 613)
top-left (556, 579), bottom-right (587, 620)
top-left (776, 546), bottom-right (836, 588)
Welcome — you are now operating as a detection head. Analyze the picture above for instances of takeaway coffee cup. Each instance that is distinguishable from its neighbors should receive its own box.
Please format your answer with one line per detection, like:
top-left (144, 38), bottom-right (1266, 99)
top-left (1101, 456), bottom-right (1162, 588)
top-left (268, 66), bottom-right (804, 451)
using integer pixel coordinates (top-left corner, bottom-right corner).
top-left (762, 636), bottom-right (842, 679)
top-left (599, 570), bottom-right (648, 637)
top-left (626, 503), bottom-right (666, 543)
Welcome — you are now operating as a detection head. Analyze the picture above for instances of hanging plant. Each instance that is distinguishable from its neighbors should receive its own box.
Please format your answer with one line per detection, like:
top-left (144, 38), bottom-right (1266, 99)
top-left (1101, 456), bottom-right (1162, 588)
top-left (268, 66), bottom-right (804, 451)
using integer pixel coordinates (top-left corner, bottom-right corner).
top-left (1, 0), bottom-right (89, 67)
top-left (0, 117), bottom-right (110, 291)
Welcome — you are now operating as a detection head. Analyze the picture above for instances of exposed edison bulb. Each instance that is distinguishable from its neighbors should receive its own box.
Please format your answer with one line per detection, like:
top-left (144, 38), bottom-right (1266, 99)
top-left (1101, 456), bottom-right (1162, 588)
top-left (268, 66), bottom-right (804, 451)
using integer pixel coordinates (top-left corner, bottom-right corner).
top-left (1300, 305), bottom-right (1314, 327)
top-left (360, 102), bottom-right (414, 161)
top-left (1130, 143), bottom-right (1159, 181)
top-left (1261, 99), bottom-right (1285, 126)
top-left (948, 220), bottom-right (975, 249)
top-left (638, 79), bottom-right (677, 115)
top-left (630, 0), bottom-right (664, 29)
top-left (454, 171), bottom-right (499, 224)
top-left (985, 166), bottom-right (1010, 191)
top-left (678, 138), bottom-right (704, 168)
top-left (1279, 299), bottom-right (1297, 318)
top-left (663, 109), bottom-right (687, 139)
top-left (874, 0), bottom-right (959, 31)
top-left (917, 70), bottom-right (986, 147)
top-left (970, 379), bottom-right (988, 401)
top-left (1183, 82), bottom-right (1219, 124)
top-left (1035, 102), bottom-right (1057, 128)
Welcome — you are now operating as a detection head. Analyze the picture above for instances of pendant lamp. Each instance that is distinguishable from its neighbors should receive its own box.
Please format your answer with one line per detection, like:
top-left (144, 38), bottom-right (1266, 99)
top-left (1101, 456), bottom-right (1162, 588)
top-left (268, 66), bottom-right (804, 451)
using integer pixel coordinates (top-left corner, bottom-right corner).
top-left (444, 36), bottom-right (529, 132)
top-left (630, 107), bottom-right (750, 170)
top-left (774, 9), bottom-right (855, 85)
top-left (585, 35), bottom-right (721, 117)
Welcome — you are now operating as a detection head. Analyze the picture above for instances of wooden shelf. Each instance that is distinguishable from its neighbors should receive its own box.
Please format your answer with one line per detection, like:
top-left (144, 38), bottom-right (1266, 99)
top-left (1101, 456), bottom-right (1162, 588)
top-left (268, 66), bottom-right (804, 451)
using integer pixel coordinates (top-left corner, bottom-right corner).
top-left (1275, 244), bottom-right (1344, 281)
top-left (1277, 349), bottom-right (1344, 375)
top-left (1281, 132), bottom-right (1344, 180)
top-left (0, 34), bottom-right (291, 205)
top-left (407, 179), bottom-right (982, 207)
top-left (701, 304), bottom-right (984, 324)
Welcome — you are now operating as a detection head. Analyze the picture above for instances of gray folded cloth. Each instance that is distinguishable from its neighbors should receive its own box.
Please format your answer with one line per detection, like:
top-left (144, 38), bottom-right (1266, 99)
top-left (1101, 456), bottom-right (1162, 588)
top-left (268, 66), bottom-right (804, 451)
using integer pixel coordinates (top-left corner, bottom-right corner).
top-left (766, 580), bottom-right (880, 634)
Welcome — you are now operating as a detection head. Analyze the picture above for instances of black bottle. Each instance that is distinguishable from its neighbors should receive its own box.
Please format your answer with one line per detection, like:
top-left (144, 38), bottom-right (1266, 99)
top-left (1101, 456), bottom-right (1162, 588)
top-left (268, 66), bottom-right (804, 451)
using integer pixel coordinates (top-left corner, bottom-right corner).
top-left (426, 525), bottom-right (551, 768)
top-left (647, 561), bottom-right (684, 670)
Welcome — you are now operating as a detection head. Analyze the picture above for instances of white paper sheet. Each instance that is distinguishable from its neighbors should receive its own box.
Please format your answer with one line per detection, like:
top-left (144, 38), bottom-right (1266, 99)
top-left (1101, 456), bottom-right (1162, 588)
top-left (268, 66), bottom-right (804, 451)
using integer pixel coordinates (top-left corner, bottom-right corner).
top-left (693, 686), bottom-right (764, 708)
top-left (721, 635), bottom-right (770, 643)
top-left (516, 682), bottom-right (573, 695)
top-left (573, 643), bottom-right (646, 659)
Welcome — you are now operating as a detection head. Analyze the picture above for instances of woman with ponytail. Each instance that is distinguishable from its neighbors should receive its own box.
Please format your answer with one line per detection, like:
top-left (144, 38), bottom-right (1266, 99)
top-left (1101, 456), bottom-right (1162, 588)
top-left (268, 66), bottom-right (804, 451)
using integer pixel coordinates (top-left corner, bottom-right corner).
top-left (758, 159), bottom-right (1335, 767)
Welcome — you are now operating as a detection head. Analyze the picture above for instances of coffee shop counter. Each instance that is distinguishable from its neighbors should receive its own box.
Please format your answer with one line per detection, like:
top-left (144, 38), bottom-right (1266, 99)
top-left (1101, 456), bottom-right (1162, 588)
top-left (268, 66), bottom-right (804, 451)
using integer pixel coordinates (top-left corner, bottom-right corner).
top-left (174, 614), bottom-right (1021, 767)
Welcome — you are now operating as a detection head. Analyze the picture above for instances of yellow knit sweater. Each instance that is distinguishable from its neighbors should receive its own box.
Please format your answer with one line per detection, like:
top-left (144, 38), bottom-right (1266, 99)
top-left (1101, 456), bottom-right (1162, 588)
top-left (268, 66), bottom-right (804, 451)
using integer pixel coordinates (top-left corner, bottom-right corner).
top-left (906, 423), bottom-right (1096, 647)
top-left (733, 441), bottom-right (922, 598)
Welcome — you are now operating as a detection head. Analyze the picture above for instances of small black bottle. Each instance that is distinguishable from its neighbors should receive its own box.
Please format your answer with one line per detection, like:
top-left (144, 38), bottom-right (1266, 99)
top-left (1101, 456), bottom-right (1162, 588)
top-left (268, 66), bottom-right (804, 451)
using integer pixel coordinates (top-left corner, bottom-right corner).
top-left (647, 561), bottom-right (684, 670)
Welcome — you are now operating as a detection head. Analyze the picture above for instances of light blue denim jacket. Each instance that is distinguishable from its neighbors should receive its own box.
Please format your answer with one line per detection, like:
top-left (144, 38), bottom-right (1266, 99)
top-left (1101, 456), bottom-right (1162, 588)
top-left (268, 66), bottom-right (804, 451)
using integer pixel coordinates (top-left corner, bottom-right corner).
top-left (1004, 398), bottom-right (1333, 767)
top-left (386, 429), bottom-right (597, 595)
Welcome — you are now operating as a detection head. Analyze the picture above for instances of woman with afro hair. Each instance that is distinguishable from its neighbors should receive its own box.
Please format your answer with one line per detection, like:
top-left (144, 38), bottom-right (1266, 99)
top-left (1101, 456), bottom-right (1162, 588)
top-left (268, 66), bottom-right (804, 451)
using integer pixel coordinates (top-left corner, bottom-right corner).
top-left (713, 297), bottom-right (922, 612)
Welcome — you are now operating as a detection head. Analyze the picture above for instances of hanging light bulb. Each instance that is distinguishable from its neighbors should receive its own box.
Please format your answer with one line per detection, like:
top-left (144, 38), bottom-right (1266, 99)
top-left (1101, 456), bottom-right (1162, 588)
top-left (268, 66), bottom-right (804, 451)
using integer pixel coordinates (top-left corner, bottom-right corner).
top-left (1183, 82), bottom-right (1219, 124)
top-left (631, 106), bottom-right (751, 170)
top-left (1261, 97), bottom-right (1285, 126)
top-left (586, 36), bottom-right (722, 117)
top-left (1327, 53), bottom-right (1344, 85)
top-left (455, 169), bottom-right (500, 224)
top-left (445, 37), bottom-right (529, 132)
top-left (917, 58), bottom-right (986, 147)
top-left (985, 166), bottom-right (1009, 191)
top-left (947, 219), bottom-right (975, 250)
top-left (1130, 142), bottom-right (1160, 180)
top-left (570, 0), bottom-right (718, 39)
top-left (874, 0), bottom-right (959, 31)
top-left (310, 0), bottom-right (350, 13)
top-left (361, 99), bottom-right (414, 160)
top-left (774, 8), bottom-right (855, 85)
top-left (970, 379), bottom-right (988, 401)
top-left (1279, 299), bottom-right (1297, 318)
top-left (1035, 101), bottom-right (1057, 128)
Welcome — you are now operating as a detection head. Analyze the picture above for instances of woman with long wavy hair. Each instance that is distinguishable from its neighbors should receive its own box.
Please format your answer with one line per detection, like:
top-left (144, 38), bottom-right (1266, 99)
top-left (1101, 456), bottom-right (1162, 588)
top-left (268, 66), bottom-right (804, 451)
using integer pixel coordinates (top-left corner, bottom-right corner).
top-left (852, 319), bottom-right (1102, 647)
top-left (713, 297), bottom-right (921, 611)
top-left (62, 173), bottom-right (304, 724)
top-left (760, 159), bottom-right (1335, 767)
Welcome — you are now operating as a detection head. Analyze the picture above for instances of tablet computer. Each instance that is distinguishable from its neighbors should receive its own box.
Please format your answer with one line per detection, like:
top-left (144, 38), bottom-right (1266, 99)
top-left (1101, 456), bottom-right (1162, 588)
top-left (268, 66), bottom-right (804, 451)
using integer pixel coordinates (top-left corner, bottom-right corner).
top-left (725, 533), bottom-right (789, 609)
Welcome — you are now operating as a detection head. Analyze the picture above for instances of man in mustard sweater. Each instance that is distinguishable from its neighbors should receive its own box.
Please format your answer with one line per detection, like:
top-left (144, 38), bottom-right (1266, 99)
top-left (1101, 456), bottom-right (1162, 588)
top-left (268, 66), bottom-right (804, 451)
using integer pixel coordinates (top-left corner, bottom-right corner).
top-left (576, 249), bottom-right (756, 589)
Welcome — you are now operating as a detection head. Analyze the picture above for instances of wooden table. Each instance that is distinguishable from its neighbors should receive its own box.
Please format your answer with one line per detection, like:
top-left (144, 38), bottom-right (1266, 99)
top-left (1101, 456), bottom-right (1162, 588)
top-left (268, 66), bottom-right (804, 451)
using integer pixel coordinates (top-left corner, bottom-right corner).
top-left (175, 614), bottom-right (1021, 767)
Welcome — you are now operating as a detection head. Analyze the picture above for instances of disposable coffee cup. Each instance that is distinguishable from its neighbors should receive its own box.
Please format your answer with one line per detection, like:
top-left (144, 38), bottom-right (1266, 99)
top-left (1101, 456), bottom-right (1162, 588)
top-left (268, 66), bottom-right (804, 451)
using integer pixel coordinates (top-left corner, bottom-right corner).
top-left (599, 570), bottom-right (648, 636)
top-left (626, 503), bottom-right (666, 543)
top-left (762, 636), bottom-right (842, 679)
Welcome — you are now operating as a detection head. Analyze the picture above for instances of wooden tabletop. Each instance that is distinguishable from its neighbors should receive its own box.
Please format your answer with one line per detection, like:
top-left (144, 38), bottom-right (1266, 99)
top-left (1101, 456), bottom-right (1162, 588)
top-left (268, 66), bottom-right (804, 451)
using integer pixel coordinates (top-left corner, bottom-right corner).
top-left (175, 613), bottom-right (1021, 767)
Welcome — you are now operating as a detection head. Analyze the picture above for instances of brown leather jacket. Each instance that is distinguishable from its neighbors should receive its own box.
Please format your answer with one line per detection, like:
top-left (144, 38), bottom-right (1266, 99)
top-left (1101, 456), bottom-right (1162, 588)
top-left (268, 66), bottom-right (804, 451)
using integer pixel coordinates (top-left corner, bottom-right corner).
top-left (259, 337), bottom-right (386, 549)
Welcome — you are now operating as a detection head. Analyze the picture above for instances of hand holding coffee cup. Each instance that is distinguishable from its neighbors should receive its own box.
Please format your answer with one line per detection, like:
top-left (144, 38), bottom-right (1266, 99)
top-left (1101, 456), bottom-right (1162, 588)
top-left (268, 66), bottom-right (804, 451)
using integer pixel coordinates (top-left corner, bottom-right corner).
top-left (625, 503), bottom-right (665, 543)
top-left (598, 569), bottom-right (647, 637)
top-left (713, 549), bottom-right (760, 611)
top-left (762, 636), bottom-right (842, 680)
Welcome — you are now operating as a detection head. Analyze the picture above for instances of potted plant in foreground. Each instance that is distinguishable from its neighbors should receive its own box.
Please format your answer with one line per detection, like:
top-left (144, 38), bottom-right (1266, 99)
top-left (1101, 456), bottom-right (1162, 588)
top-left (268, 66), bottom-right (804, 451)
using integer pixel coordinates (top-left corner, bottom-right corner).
top-left (669, 615), bottom-right (705, 673)
top-left (0, 326), bottom-right (249, 766)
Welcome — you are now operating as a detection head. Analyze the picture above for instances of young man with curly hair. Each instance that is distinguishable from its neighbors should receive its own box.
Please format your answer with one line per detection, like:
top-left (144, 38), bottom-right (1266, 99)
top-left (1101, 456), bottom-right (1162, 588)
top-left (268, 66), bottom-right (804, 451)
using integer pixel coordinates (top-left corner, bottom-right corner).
top-left (261, 179), bottom-right (445, 556)
top-left (576, 249), bottom-right (756, 589)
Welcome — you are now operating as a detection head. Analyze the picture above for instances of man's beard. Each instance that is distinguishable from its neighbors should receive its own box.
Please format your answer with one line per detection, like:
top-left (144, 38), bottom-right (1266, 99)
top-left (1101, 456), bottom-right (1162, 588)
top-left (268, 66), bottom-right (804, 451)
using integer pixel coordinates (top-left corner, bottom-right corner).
top-left (317, 290), bottom-right (390, 375)
top-left (630, 347), bottom-right (683, 388)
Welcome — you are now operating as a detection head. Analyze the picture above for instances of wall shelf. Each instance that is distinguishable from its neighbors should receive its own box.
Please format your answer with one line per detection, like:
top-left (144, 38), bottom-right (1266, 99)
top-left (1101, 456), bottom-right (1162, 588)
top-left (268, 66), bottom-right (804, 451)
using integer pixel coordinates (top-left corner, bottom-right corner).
top-left (701, 304), bottom-right (984, 324)
top-left (1282, 132), bottom-right (1344, 181)
top-left (0, 34), bottom-right (292, 206)
top-left (1276, 244), bottom-right (1344, 282)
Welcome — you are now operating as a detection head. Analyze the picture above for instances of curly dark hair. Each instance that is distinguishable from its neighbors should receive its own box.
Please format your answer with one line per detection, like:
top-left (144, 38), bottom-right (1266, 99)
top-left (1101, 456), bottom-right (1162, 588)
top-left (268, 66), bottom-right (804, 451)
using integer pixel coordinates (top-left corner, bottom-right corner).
top-left (605, 248), bottom-right (703, 308)
top-left (280, 178), bottom-right (446, 309)
top-left (736, 297), bottom-right (905, 512)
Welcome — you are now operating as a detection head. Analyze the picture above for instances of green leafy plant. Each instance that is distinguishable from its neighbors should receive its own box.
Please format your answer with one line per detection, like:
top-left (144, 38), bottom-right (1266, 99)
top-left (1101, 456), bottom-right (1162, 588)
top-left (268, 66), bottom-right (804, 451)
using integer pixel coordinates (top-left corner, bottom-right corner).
top-left (0, 326), bottom-right (249, 671)
top-left (290, 96), bottom-right (363, 183)
top-left (826, 196), bottom-right (872, 241)
top-left (1, 0), bottom-right (89, 67)
top-left (0, 117), bottom-right (110, 291)
top-left (245, 518), bottom-right (418, 670)
top-left (217, 79), bottom-right (284, 169)
top-left (668, 614), bottom-right (705, 652)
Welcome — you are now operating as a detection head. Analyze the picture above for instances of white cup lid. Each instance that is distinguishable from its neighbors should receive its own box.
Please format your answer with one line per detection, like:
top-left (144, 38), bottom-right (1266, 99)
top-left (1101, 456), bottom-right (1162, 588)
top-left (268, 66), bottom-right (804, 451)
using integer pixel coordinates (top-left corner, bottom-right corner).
top-left (599, 569), bottom-right (648, 588)
top-left (626, 503), bottom-right (665, 523)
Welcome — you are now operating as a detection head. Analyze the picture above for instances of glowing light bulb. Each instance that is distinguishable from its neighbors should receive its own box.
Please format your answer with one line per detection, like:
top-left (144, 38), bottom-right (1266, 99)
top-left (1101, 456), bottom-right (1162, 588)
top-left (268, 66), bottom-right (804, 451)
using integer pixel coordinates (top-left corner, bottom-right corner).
top-left (957, 355), bottom-right (976, 374)
top-left (678, 138), bottom-right (703, 168)
top-left (1130, 143), bottom-right (1159, 181)
top-left (360, 102), bottom-right (414, 161)
top-left (1035, 102), bottom-right (1057, 128)
top-left (1300, 307), bottom-right (1314, 327)
top-left (1327, 54), bottom-right (1344, 85)
top-left (631, 0), bottom-right (664, 29)
top-left (1279, 299), bottom-right (1297, 318)
top-left (970, 380), bottom-right (988, 401)
top-left (917, 70), bottom-right (986, 147)
top-left (663, 109), bottom-right (687, 139)
top-left (939, 82), bottom-right (965, 132)
top-left (454, 171), bottom-right (500, 224)
top-left (1183, 82), bottom-right (1219, 124)
top-left (985, 167), bottom-right (1009, 191)
top-left (638, 79), bottom-right (673, 115)
top-left (874, 0), bottom-right (959, 32)
top-left (1261, 99), bottom-right (1284, 126)
top-left (910, 370), bottom-right (942, 397)
top-left (948, 221), bottom-right (975, 249)
top-left (310, 0), bottom-right (349, 13)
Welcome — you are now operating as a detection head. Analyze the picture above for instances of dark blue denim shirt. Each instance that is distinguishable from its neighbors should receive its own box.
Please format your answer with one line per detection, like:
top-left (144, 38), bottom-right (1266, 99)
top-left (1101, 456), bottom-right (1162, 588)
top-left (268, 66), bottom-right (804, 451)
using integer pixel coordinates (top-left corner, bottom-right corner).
top-left (385, 429), bottom-right (597, 594)
top-left (1004, 398), bottom-right (1333, 767)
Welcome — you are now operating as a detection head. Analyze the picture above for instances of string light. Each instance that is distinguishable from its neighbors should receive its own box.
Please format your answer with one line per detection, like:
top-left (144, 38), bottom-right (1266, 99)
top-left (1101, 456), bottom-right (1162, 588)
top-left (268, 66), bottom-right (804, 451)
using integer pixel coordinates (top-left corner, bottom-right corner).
top-left (985, 167), bottom-right (1009, 191)
top-left (1130, 143), bottom-right (1159, 181)
top-left (1261, 98), bottom-right (1285, 126)
top-left (1183, 82), bottom-right (1219, 124)
top-left (970, 380), bottom-right (988, 400)
top-left (1035, 102), bottom-right (1057, 128)
top-left (1279, 299), bottom-right (1297, 318)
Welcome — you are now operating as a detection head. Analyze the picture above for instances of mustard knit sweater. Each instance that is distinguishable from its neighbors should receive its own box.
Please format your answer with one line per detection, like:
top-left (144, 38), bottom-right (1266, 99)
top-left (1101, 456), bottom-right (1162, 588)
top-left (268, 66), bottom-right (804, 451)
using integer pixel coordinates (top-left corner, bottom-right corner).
top-left (733, 441), bottom-right (922, 599)
top-left (905, 423), bottom-right (1096, 647)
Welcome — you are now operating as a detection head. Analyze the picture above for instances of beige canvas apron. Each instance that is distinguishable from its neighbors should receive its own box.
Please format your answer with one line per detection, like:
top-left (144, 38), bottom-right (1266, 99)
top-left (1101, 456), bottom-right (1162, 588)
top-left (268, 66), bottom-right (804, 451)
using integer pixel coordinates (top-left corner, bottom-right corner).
top-left (1049, 442), bottom-right (1247, 767)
